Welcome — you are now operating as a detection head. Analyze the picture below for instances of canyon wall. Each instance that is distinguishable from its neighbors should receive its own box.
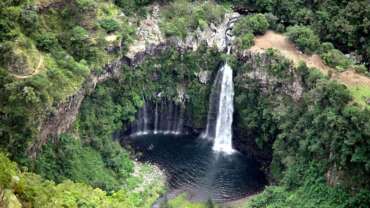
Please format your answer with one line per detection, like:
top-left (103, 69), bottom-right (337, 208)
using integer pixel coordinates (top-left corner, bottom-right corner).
top-left (233, 51), bottom-right (304, 165)
top-left (28, 11), bottom-right (241, 157)
top-left (30, 8), bottom-right (305, 163)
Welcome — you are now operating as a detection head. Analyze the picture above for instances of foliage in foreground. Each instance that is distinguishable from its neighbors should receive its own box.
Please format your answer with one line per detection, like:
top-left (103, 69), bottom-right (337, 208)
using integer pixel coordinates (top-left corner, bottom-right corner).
top-left (34, 134), bottom-right (133, 192)
top-left (245, 164), bottom-right (370, 208)
top-left (0, 152), bottom-right (164, 208)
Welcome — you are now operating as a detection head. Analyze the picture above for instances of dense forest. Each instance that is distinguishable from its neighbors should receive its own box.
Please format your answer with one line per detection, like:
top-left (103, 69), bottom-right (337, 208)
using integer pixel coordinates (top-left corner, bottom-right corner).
top-left (0, 0), bottom-right (369, 207)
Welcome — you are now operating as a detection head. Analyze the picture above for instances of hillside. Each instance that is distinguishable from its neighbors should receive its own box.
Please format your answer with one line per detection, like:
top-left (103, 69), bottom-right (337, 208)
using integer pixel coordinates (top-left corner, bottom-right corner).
top-left (0, 0), bottom-right (369, 207)
top-left (250, 31), bottom-right (370, 107)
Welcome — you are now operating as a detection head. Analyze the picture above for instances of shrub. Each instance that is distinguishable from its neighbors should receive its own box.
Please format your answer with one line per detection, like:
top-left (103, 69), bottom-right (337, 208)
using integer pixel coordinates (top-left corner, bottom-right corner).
top-left (114, 0), bottom-right (152, 15)
top-left (99, 19), bottom-right (120, 33)
top-left (70, 26), bottom-right (89, 43)
top-left (320, 42), bottom-right (335, 53)
top-left (76, 0), bottom-right (97, 12)
top-left (114, 0), bottom-right (135, 12)
top-left (353, 64), bottom-right (369, 76)
top-left (233, 13), bottom-right (269, 36)
top-left (0, 21), bottom-right (17, 41)
top-left (0, 7), bottom-right (21, 41)
top-left (201, 1), bottom-right (225, 25)
top-left (35, 32), bottom-right (58, 52)
top-left (264, 13), bottom-right (278, 30)
top-left (66, 26), bottom-right (92, 60)
top-left (294, 8), bottom-right (314, 25)
top-left (321, 49), bottom-right (352, 71)
top-left (160, 0), bottom-right (226, 38)
top-left (19, 9), bottom-right (39, 34)
top-left (0, 152), bottom-right (18, 189)
top-left (234, 32), bottom-right (254, 50)
top-left (286, 25), bottom-right (320, 53)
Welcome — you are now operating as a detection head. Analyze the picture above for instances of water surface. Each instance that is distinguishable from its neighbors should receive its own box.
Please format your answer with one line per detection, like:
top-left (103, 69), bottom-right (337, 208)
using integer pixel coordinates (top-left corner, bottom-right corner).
top-left (125, 134), bottom-right (266, 203)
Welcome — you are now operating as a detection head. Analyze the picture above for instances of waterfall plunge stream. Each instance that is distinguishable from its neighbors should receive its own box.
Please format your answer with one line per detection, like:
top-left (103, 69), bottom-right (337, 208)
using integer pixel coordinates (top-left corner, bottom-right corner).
top-left (202, 13), bottom-right (238, 154)
top-left (203, 63), bottom-right (235, 154)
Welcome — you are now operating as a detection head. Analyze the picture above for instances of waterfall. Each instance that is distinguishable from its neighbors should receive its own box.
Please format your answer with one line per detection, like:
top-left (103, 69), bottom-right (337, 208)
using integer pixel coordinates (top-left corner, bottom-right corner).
top-left (143, 102), bottom-right (149, 133)
top-left (203, 63), bottom-right (235, 154)
top-left (130, 99), bottom-right (185, 136)
top-left (154, 102), bottom-right (159, 134)
top-left (202, 13), bottom-right (238, 153)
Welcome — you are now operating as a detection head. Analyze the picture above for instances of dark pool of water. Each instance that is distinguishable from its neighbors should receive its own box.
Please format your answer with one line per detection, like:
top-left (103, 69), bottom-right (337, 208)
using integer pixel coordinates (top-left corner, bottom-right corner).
top-left (124, 134), bottom-right (266, 203)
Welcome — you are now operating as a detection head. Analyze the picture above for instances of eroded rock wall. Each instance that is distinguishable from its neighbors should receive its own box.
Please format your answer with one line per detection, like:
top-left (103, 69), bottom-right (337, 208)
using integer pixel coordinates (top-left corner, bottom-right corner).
top-left (232, 51), bottom-right (305, 166)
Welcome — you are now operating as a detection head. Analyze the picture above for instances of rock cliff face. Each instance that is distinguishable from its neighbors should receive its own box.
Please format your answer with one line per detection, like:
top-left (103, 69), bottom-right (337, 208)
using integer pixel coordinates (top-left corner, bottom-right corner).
top-left (29, 60), bottom-right (122, 157)
top-left (32, 49), bottom-right (305, 159)
top-left (29, 9), bottom-right (241, 156)
top-left (31, 6), bottom-right (305, 160)
top-left (232, 51), bottom-right (305, 166)
top-left (240, 51), bottom-right (304, 100)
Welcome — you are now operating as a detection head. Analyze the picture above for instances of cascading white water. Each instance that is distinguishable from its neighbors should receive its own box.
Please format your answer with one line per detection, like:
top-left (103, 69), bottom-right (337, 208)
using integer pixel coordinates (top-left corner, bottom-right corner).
top-left (212, 63), bottom-right (234, 153)
top-left (142, 102), bottom-right (149, 133)
top-left (154, 102), bottom-right (159, 134)
top-left (203, 63), bottom-right (235, 154)
top-left (130, 100), bottom-right (184, 136)
top-left (202, 12), bottom-right (238, 154)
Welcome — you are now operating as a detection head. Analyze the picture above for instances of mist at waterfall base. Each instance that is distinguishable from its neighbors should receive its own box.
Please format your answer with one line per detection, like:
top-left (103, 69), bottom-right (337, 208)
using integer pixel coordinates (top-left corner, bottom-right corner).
top-left (126, 134), bottom-right (266, 203)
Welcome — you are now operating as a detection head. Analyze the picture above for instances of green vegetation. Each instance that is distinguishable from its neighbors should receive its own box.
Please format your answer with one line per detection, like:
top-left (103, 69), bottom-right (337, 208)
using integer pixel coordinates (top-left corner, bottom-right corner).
top-left (245, 161), bottom-right (370, 207)
top-left (113, 0), bottom-right (156, 16)
top-left (160, 0), bottom-right (227, 38)
top-left (34, 133), bottom-right (133, 191)
top-left (220, 0), bottom-right (370, 70)
top-left (245, 183), bottom-right (369, 208)
top-left (0, 152), bottom-right (164, 208)
top-left (233, 13), bottom-right (269, 50)
top-left (233, 53), bottom-right (370, 207)
top-left (234, 32), bottom-right (254, 50)
top-left (99, 18), bottom-right (120, 33)
top-left (1, 0), bottom-right (370, 207)
top-left (347, 85), bottom-right (370, 108)
top-left (0, 0), bottom-right (136, 163)
top-left (321, 49), bottom-right (353, 71)
top-left (29, 44), bottom-right (223, 199)
top-left (286, 25), bottom-right (320, 53)
top-left (95, 45), bottom-right (222, 128)
top-left (233, 13), bottom-right (269, 36)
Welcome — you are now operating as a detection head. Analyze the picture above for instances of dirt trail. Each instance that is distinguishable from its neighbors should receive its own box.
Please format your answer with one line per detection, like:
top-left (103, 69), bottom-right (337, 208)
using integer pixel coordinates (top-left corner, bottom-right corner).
top-left (12, 55), bottom-right (44, 79)
top-left (249, 31), bottom-right (370, 89)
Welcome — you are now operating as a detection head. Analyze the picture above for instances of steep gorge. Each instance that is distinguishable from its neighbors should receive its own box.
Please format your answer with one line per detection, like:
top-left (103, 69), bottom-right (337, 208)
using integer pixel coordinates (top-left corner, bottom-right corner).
top-left (1, 1), bottom-right (369, 207)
